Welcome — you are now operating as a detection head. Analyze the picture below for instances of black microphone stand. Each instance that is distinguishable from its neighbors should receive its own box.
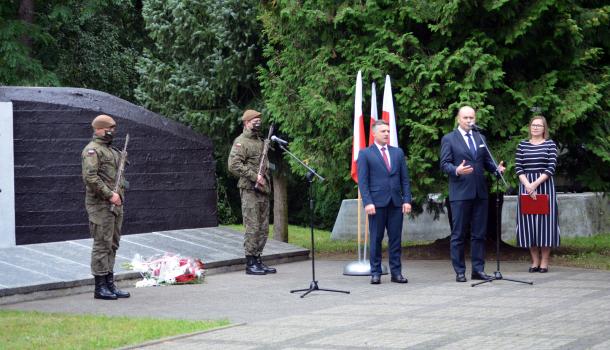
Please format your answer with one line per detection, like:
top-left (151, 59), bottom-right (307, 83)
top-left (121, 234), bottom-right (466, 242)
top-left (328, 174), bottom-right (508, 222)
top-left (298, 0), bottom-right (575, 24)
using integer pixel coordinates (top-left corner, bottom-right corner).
top-left (470, 126), bottom-right (533, 287)
top-left (276, 143), bottom-right (350, 298)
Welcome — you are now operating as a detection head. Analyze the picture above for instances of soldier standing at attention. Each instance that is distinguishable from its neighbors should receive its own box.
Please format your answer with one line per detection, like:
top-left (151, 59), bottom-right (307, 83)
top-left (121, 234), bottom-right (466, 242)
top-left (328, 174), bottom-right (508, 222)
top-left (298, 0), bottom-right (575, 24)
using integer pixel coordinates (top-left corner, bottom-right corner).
top-left (228, 109), bottom-right (277, 275)
top-left (82, 115), bottom-right (130, 300)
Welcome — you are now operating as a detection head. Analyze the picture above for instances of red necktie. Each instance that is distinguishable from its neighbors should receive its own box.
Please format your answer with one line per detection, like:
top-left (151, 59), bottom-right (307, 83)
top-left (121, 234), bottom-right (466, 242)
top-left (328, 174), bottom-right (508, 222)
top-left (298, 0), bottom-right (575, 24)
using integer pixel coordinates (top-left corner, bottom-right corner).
top-left (381, 147), bottom-right (390, 171)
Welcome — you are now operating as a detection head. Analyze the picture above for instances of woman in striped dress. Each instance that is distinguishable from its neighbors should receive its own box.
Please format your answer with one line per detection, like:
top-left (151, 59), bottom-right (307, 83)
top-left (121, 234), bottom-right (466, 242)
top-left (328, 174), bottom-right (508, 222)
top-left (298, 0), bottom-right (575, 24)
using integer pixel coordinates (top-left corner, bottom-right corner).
top-left (515, 116), bottom-right (560, 273)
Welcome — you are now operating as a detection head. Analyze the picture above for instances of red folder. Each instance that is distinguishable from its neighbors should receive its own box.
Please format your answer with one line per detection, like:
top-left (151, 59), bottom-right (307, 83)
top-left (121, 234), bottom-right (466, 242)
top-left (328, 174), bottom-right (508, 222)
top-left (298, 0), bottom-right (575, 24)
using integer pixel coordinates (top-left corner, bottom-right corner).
top-left (519, 194), bottom-right (549, 215)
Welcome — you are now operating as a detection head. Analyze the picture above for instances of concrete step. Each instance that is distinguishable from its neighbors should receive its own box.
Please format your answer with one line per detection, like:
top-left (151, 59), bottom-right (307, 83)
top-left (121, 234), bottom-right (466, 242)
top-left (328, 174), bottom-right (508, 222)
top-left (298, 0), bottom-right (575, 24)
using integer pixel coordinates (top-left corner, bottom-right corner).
top-left (0, 226), bottom-right (309, 303)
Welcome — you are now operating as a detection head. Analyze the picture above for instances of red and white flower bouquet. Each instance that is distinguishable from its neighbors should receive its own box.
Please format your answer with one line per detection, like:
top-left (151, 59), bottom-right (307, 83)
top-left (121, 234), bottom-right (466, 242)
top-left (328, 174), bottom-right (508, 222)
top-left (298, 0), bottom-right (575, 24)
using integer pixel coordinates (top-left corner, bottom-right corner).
top-left (125, 253), bottom-right (206, 287)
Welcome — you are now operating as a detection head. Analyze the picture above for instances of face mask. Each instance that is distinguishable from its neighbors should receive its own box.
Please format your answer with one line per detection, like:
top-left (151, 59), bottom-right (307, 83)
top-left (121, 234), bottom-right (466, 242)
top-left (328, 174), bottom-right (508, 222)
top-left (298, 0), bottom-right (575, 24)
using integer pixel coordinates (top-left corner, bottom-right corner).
top-left (251, 121), bottom-right (261, 132)
top-left (102, 130), bottom-right (114, 144)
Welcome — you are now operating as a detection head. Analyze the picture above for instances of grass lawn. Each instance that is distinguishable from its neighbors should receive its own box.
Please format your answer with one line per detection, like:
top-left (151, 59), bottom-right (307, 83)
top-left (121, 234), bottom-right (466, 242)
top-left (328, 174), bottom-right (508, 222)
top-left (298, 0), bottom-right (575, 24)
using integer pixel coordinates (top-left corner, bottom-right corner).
top-left (552, 234), bottom-right (610, 270)
top-left (224, 224), bottom-right (431, 257)
top-left (225, 224), bottom-right (610, 270)
top-left (0, 310), bottom-right (229, 350)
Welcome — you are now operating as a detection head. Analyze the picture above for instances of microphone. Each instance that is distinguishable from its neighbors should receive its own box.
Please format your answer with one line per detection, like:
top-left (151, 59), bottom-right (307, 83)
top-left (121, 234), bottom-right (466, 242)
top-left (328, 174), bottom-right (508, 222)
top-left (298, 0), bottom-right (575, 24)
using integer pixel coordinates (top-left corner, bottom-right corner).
top-left (271, 135), bottom-right (289, 145)
top-left (469, 122), bottom-right (484, 131)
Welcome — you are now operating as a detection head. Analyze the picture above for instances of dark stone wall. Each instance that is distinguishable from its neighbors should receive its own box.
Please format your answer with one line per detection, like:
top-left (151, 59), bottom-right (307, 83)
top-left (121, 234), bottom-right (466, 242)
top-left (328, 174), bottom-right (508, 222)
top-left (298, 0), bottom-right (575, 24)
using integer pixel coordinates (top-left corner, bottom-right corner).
top-left (0, 87), bottom-right (217, 245)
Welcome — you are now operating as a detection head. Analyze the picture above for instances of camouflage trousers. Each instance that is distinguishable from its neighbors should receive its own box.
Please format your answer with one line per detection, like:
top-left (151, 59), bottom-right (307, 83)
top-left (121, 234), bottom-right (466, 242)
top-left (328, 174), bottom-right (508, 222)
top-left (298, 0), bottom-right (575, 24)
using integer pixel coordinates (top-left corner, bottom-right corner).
top-left (240, 188), bottom-right (270, 256)
top-left (88, 207), bottom-right (123, 276)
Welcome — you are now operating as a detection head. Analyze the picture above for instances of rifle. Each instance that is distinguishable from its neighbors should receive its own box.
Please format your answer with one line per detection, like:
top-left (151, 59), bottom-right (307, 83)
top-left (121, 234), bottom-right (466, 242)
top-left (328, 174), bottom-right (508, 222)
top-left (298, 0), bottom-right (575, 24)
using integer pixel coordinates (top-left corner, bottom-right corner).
top-left (254, 125), bottom-right (274, 193)
top-left (110, 134), bottom-right (129, 215)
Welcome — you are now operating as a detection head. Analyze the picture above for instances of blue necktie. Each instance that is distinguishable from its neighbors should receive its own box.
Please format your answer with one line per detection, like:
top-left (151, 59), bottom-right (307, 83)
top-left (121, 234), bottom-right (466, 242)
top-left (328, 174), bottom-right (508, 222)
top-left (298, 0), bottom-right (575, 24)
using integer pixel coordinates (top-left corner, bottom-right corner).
top-left (466, 133), bottom-right (476, 158)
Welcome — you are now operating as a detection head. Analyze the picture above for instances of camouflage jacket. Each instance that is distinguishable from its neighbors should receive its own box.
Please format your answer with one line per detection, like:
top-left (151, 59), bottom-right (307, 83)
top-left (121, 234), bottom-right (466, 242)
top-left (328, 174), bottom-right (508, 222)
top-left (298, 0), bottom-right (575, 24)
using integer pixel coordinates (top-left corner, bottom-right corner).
top-left (228, 128), bottom-right (270, 194)
top-left (81, 136), bottom-right (127, 212)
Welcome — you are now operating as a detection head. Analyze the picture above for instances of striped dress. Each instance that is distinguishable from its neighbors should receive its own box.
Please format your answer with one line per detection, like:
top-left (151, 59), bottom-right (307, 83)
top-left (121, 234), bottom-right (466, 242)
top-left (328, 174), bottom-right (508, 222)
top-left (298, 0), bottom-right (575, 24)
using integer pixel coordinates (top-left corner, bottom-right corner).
top-left (515, 139), bottom-right (560, 247)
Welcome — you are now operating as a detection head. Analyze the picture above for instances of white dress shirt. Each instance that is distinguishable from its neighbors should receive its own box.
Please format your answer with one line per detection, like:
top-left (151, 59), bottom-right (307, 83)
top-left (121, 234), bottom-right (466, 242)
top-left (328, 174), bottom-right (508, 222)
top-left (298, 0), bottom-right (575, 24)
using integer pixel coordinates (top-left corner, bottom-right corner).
top-left (374, 142), bottom-right (391, 169)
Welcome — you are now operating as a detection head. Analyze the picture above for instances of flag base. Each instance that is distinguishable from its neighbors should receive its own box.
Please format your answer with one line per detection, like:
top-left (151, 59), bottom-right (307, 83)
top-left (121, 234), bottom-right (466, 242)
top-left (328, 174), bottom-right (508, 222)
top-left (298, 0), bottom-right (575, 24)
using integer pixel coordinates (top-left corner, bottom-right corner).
top-left (343, 260), bottom-right (388, 276)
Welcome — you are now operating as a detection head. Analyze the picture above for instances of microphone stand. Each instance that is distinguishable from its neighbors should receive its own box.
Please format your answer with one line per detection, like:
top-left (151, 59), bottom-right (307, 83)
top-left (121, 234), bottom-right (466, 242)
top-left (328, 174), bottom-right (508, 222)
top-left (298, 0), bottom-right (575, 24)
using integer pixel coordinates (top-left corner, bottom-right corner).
top-left (470, 126), bottom-right (533, 287)
top-left (277, 143), bottom-right (350, 298)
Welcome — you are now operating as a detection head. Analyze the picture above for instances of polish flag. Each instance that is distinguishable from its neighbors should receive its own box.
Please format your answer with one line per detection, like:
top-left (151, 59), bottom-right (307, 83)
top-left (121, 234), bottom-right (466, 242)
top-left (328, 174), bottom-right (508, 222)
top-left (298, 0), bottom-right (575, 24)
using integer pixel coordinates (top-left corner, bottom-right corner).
top-left (368, 82), bottom-right (378, 146)
top-left (351, 70), bottom-right (366, 183)
top-left (382, 75), bottom-right (398, 147)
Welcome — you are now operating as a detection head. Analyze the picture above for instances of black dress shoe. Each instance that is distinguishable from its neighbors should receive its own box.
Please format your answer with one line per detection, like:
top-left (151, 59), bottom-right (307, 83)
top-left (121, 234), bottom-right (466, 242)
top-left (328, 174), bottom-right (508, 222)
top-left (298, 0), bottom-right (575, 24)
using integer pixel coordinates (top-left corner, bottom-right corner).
top-left (528, 266), bottom-right (540, 273)
top-left (471, 271), bottom-right (492, 280)
top-left (539, 267), bottom-right (549, 273)
top-left (391, 275), bottom-right (408, 283)
top-left (370, 275), bottom-right (381, 284)
top-left (456, 273), bottom-right (467, 282)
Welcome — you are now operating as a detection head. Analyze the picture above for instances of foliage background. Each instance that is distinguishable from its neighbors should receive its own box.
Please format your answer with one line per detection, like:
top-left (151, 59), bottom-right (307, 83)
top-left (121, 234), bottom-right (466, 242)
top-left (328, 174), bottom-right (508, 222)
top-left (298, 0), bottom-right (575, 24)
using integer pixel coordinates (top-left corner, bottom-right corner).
top-left (1, 0), bottom-right (608, 229)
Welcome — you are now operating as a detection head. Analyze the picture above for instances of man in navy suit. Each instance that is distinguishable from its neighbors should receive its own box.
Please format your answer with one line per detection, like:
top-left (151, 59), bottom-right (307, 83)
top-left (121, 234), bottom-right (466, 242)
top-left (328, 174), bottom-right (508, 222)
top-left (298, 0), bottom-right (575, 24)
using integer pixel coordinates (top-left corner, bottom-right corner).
top-left (358, 120), bottom-right (412, 284)
top-left (440, 106), bottom-right (505, 282)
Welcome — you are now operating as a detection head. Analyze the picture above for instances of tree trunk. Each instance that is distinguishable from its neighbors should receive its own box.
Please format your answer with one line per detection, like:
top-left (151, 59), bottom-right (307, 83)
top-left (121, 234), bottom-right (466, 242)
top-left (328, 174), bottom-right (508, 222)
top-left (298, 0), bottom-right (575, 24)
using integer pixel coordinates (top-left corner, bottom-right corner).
top-left (18, 0), bottom-right (34, 49)
top-left (272, 170), bottom-right (288, 242)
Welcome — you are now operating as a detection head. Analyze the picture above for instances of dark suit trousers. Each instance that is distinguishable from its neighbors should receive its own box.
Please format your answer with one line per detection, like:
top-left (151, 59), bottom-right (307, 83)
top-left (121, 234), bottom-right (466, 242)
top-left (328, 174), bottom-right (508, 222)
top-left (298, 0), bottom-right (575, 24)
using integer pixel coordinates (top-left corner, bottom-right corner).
top-left (369, 205), bottom-right (403, 276)
top-left (450, 199), bottom-right (488, 274)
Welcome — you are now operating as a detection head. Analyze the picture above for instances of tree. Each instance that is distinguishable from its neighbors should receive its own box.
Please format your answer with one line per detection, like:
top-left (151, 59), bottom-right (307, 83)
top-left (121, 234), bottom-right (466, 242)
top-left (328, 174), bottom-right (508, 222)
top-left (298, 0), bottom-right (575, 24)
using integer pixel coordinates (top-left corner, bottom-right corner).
top-left (258, 0), bottom-right (609, 231)
top-left (1, 0), bottom-right (145, 101)
top-left (135, 0), bottom-right (265, 224)
top-left (0, 0), bottom-right (58, 85)
top-left (38, 0), bottom-right (146, 101)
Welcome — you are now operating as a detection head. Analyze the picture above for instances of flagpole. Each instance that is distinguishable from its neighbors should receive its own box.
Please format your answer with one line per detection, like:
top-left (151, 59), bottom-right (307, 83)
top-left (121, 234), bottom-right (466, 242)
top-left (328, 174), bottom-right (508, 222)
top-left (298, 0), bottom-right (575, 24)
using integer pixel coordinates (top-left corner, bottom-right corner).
top-left (357, 190), bottom-right (362, 261)
top-left (364, 214), bottom-right (368, 261)
top-left (344, 73), bottom-right (387, 276)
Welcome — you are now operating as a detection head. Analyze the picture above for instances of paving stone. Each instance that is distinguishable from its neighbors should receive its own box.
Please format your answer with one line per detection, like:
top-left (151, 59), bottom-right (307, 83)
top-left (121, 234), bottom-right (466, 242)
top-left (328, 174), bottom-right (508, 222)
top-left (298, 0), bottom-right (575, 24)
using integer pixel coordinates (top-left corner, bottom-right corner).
top-left (308, 329), bottom-right (443, 348)
top-left (3, 259), bottom-right (610, 350)
top-left (590, 339), bottom-right (610, 349)
top-left (461, 296), bottom-right (561, 308)
top-left (506, 287), bottom-right (599, 298)
top-left (202, 325), bottom-right (324, 343)
top-left (0, 227), bottom-right (308, 298)
top-left (256, 314), bottom-right (369, 328)
top-left (497, 320), bottom-right (609, 337)
top-left (368, 293), bottom-right (462, 306)
top-left (535, 309), bottom-right (610, 322)
top-left (370, 317), bottom-right (489, 333)
top-left (434, 335), bottom-right (575, 350)
top-left (430, 305), bottom-right (532, 319)
top-left (536, 279), bottom-right (610, 289)
top-left (572, 298), bottom-right (610, 309)
top-left (312, 303), bottom-right (423, 316)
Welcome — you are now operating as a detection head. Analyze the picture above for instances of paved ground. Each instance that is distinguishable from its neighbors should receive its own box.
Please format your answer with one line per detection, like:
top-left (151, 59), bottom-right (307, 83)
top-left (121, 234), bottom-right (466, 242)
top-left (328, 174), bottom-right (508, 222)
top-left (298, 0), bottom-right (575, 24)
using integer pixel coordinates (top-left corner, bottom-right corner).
top-left (0, 227), bottom-right (308, 301)
top-left (2, 259), bottom-right (610, 349)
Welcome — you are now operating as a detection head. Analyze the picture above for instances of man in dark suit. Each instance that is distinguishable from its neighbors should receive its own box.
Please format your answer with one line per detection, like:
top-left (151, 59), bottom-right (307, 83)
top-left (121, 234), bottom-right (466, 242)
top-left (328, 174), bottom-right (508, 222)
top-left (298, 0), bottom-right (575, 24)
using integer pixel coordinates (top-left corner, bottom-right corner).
top-left (440, 106), bottom-right (505, 282)
top-left (358, 120), bottom-right (412, 284)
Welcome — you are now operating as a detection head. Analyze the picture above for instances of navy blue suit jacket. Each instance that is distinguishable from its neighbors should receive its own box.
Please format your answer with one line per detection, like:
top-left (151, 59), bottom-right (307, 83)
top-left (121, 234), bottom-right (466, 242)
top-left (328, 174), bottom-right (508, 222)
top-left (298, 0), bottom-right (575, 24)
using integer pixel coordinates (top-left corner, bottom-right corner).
top-left (357, 144), bottom-right (412, 207)
top-left (440, 129), bottom-right (497, 201)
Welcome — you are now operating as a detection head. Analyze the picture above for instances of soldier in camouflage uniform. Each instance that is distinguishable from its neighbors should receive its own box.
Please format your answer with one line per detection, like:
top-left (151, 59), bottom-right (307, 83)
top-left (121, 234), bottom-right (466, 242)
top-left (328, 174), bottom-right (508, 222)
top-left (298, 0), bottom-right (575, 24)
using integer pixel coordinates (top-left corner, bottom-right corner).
top-left (82, 114), bottom-right (130, 300)
top-left (228, 109), bottom-right (277, 275)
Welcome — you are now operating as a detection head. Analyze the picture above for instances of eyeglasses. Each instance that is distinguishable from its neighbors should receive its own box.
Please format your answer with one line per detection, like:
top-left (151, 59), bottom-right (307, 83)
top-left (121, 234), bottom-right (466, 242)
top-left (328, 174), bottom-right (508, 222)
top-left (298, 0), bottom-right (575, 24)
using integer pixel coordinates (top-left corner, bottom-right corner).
top-left (531, 124), bottom-right (544, 128)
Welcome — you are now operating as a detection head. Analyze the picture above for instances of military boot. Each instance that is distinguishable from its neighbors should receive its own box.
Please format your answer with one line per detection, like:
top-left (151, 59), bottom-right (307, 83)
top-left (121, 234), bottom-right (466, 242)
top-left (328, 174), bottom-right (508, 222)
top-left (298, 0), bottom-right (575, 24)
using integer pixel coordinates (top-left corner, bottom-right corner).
top-left (106, 273), bottom-right (131, 298)
top-left (246, 255), bottom-right (266, 275)
top-left (94, 275), bottom-right (117, 300)
top-left (256, 255), bottom-right (277, 273)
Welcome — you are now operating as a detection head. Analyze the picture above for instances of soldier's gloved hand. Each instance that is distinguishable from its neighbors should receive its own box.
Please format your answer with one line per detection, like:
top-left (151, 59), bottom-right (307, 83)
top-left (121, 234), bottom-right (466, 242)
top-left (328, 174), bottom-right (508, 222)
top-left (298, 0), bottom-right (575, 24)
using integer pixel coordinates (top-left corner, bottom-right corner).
top-left (110, 192), bottom-right (122, 206)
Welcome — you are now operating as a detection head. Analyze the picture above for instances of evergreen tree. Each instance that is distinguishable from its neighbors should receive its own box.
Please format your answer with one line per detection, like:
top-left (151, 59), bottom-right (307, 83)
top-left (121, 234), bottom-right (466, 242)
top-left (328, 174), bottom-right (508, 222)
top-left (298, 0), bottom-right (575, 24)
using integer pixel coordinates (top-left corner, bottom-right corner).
top-left (0, 0), bottom-right (58, 85)
top-left (259, 0), bottom-right (609, 227)
top-left (0, 0), bottom-right (146, 101)
top-left (135, 0), bottom-right (263, 223)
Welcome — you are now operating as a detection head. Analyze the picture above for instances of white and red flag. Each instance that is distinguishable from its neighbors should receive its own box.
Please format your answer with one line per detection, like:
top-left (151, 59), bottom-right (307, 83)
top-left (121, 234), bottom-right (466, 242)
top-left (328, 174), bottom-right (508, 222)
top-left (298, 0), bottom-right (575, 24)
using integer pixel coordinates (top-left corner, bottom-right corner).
top-left (368, 82), bottom-right (378, 146)
top-left (381, 75), bottom-right (398, 147)
top-left (351, 70), bottom-right (366, 183)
